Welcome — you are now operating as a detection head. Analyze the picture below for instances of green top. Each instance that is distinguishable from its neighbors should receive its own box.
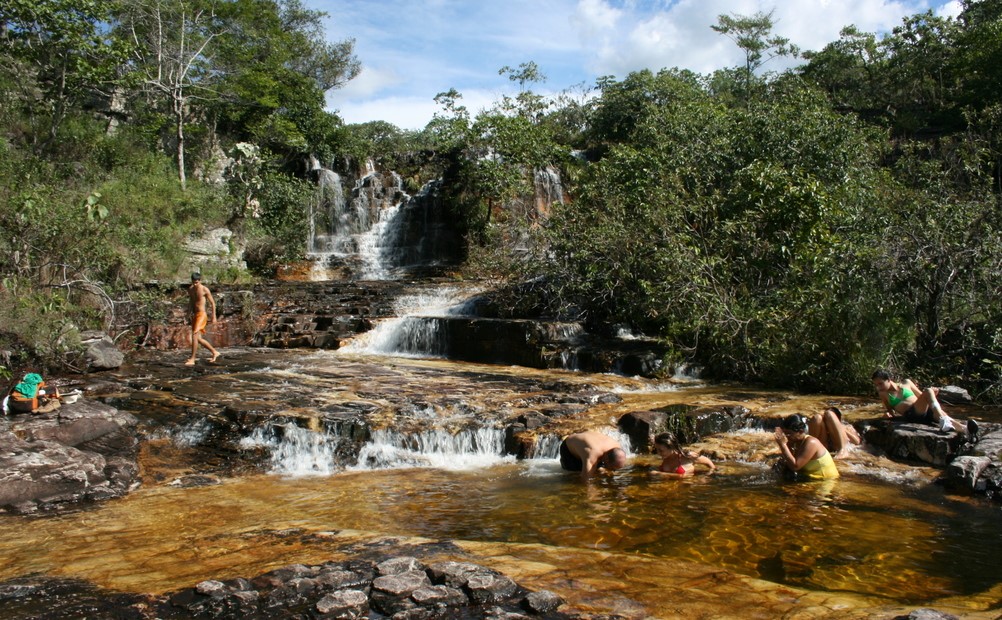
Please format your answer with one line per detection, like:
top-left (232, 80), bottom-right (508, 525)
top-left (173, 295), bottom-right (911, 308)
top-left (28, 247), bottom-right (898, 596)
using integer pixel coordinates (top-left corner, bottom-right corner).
top-left (13, 373), bottom-right (43, 398)
top-left (887, 386), bottom-right (915, 408)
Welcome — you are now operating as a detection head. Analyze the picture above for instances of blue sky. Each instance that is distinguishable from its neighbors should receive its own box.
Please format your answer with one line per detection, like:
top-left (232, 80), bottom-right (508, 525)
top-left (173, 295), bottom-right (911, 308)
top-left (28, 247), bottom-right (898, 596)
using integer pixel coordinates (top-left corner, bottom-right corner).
top-left (308, 0), bottom-right (962, 130)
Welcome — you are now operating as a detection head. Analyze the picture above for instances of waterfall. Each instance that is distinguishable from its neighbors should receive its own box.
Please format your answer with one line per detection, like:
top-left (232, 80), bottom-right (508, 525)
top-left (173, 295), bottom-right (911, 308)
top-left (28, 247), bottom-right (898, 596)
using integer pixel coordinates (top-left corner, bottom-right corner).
top-left (530, 433), bottom-right (563, 459)
top-left (239, 423), bottom-right (340, 476)
top-left (305, 165), bottom-right (460, 281)
top-left (533, 166), bottom-right (565, 218)
top-left (355, 173), bottom-right (404, 280)
top-left (308, 169), bottom-right (348, 255)
top-left (340, 285), bottom-right (482, 356)
top-left (352, 427), bottom-right (512, 471)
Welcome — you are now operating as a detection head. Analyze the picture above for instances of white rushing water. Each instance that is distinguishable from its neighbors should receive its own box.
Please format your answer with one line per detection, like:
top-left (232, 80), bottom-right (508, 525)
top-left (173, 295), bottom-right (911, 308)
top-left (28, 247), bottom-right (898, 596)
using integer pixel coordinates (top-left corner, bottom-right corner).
top-left (340, 285), bottom-right (482, 356)
top-left (240, 424), bottom-right (339, 476)
top-left (351, 427), bottom-right (513, 471)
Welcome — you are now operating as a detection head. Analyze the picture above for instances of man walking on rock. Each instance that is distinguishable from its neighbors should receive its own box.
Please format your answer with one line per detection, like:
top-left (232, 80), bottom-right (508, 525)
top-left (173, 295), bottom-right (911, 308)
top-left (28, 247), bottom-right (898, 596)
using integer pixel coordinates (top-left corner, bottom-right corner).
top-left (185, 272), bottom-right (220, 366)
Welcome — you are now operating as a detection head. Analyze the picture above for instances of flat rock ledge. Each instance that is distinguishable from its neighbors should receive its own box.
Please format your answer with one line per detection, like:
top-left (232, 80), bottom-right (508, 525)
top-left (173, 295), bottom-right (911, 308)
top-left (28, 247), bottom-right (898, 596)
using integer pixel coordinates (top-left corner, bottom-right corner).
top-left (0, 399), bottom-right (140, 515)
top-left (0, 556), bottom-right (572, 619)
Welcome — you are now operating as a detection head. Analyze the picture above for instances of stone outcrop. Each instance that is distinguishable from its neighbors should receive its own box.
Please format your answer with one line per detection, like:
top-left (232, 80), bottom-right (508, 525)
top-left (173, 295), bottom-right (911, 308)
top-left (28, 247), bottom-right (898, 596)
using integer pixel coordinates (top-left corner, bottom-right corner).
top-left (185, 227), bottom-right (247, 272)
top-left (81, 332), bottom-right (125, 370)
top-left (385, 316), bottom-right (669, 377)
top-left (862, 420), bottom-right (970, 467)
top-left (139, 280), bottom-right (407, 352)
top-left (251, 281), bottom-right (404, 349)
top-left (5, 555), bottom-right (557, 619)
top-left (618, 404), bottom-right (754, 453)
top-left (0, 399), bottom-right (140, 514)
top-left (159, 556), bottom-right (565, 619)
top-left (944, 424), bottom-right (1002, 498)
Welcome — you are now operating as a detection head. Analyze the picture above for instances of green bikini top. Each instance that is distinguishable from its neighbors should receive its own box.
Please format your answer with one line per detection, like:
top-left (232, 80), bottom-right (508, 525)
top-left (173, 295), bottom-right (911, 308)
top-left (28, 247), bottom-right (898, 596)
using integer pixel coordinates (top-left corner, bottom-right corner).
top-left (887, 386), bottom-right (915, 407)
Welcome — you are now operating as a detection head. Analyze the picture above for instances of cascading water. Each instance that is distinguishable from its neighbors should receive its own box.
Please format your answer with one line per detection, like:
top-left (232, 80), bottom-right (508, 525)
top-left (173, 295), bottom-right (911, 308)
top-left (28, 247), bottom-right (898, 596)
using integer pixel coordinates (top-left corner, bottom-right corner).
top-left (353, 427), bottom-right (511, 470)
top-left (305, 165), bottom-right (461, 281)
top-left (340, 285), bottom-right (482, 356)
top-left (240, 423), bottom-right (340, 476)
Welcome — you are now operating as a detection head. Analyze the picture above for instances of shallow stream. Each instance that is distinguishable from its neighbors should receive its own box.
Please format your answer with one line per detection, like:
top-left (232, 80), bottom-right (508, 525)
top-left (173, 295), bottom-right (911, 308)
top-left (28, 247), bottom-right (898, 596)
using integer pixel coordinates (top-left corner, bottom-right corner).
top-left (2, 348), bottom-right (1000, 617)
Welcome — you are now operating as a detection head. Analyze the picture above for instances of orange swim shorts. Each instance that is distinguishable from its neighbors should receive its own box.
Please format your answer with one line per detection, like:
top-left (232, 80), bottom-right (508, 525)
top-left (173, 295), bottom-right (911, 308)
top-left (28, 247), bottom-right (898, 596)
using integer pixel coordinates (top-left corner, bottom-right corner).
top-left (192, 311), bottom-right (208, 334)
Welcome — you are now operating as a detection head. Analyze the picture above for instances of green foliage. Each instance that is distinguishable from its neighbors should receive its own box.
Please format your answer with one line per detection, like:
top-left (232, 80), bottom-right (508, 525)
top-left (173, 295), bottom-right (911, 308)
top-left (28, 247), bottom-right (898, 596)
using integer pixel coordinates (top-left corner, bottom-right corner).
top-left (711, 11), bottom-right (799, 101)
top-left (244, 171), bottom-right (312, 274)
top-left (540, 76), bottom-right (902, 390)
top-left (0, 278), bottom-right (88, 372)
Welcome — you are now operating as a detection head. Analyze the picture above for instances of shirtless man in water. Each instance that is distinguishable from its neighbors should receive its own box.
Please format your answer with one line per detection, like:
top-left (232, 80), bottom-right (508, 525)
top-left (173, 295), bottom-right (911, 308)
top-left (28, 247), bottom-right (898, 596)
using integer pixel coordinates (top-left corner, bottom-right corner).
top-left (185, 272), bottom-right (220, 366)
top-left (559, 431), bottom-right (628, 480)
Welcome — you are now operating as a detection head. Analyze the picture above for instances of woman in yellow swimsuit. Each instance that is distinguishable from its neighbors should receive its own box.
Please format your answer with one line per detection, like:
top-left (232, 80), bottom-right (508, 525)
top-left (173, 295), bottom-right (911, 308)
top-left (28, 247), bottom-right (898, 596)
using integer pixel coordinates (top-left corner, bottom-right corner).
top-left (774, 414), bottom-right (839, 481)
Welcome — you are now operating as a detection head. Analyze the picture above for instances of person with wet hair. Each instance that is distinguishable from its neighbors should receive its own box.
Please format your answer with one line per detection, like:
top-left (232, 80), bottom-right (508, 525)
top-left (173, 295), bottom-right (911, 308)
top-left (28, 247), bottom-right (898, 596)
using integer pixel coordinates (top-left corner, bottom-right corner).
top-left (774, 413), bottom-right (839, 480)
top-left (651, 432), bottom-right (715, 476)
top-left (807, 406), bottom-right (861, 459)
top-left (559, 430), bottom-right (628, 480)
top-left (871, 369), bottom-right (978, 439)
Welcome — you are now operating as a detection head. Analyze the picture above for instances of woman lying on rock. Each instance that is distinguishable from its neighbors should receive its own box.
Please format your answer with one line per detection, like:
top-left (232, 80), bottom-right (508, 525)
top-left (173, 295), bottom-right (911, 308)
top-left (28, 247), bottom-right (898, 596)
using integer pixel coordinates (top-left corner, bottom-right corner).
top-left (4, 372), bottom-right (61, 414)
top-left (774, 414), bottom-right (840, 481)
top-left (871, 369), bottom-right (978, 440)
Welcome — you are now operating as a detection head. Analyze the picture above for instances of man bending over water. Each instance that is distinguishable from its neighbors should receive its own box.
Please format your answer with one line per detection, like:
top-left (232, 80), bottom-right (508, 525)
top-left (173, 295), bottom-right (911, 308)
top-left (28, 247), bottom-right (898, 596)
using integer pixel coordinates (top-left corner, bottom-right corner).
top-left (560, 431), bottom-right (628, 480)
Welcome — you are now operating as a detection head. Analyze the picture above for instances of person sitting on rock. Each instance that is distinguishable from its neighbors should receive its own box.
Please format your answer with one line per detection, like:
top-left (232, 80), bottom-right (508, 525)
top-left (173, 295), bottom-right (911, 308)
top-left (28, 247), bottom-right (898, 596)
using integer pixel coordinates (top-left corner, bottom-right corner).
top-left (808, 406), bottom-right (861, 459)
top-left (6, 372), bottom-right (60, 414)
top-left (651, 432), bottom-right (715, 476)
top-left (774, 414), bottom-right (839, 481)
top-left (559, 430), bottom-right (628, 480)
top-left (871, 369), bottom-right (978, 440)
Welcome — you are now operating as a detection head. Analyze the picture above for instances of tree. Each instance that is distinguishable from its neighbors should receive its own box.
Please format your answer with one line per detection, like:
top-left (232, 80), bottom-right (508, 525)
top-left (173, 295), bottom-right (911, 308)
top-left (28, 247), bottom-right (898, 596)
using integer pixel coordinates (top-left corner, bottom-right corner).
top-left (207, 0), bottom-right (359, 161)
top-left (121, 0), bottom-right (225, 189)
top-left (711, 11), bottom-right (799, 102)
top-left (798, 26), bottom-right (886, 117)
top-left (0, 0), bottom-right (129, 150)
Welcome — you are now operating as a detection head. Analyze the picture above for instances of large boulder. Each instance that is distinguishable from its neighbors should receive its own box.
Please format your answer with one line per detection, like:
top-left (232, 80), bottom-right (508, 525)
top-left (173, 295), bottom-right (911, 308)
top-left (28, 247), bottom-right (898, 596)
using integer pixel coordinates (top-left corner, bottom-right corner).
top-left (862, 420), bottom-right (968, 467)
top-left (0, 399), bottom-right (140, 514)
top-left (82, 333), bottom-right (125, 370)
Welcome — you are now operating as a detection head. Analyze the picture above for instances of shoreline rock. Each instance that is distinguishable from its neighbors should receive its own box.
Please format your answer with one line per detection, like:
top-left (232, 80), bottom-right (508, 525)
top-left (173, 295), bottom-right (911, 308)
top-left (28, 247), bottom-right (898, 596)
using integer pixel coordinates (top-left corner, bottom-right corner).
top-left (0, 400), bottom-right (140, 514)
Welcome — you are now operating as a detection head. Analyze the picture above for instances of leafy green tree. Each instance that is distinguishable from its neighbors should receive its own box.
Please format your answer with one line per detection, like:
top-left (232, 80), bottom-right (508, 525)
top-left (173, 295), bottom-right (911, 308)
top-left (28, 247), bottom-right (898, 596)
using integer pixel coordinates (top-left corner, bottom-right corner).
top-left (207, 0), bottom-right (358, 162)
top-left (881, 11), bottom-right (962, 133)
top-left (542, 75), bottom-right (892, 388)
top-left (711, 11), bottom-right (799, 102)
top-left (798, 26), bottom-right (886, 116)
top-left (954, 0), bottom-right (1002, 111)
top-left (0, 0), bottom-right (130, 150)
top-left (119, 0), bottom-right (226, 189)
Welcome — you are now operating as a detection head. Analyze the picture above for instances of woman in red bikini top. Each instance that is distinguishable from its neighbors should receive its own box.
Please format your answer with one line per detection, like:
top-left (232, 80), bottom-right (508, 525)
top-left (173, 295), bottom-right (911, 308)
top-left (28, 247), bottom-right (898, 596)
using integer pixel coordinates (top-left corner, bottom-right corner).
top-left (651, 432), bottom-right (716, 477)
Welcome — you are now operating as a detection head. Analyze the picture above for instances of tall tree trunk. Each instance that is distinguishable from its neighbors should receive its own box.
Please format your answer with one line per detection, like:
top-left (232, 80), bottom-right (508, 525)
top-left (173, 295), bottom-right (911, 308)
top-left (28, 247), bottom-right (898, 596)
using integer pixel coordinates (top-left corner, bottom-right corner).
top-left (174, 92), bottom-right (186, 190)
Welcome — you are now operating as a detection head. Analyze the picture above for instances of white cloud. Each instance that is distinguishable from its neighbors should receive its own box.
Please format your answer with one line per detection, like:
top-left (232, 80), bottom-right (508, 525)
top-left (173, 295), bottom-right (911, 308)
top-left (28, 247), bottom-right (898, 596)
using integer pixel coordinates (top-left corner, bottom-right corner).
top-left (332, 66), bottom-right (403, 99)
top-left (330, 89), bottom-right (504, 131)
top-left (937, 0), bottom-right (963, 18)
top-left (314, 0), bottom-right (961, 129)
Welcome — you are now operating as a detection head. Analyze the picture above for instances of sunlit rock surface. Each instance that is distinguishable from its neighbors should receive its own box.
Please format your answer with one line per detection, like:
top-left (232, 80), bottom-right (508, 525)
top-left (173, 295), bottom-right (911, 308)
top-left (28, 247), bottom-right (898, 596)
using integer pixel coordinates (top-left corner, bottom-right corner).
top-left (0, 399), bottom-right (139, 514)
top-left (2, 349), bottom-right (1001, 619)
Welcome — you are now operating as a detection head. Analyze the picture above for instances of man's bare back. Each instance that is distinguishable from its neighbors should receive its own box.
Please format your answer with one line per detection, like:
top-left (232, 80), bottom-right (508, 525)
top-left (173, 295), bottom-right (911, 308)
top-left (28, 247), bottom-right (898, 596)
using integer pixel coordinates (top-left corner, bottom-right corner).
top-left (560, 431), bottom-right (628, 479)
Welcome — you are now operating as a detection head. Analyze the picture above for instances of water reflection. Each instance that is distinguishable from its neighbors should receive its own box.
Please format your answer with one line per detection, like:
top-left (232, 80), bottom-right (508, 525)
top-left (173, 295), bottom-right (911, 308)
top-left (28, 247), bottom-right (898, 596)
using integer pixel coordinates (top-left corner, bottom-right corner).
top-left (1, 458), bottom-right (1000, 605)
